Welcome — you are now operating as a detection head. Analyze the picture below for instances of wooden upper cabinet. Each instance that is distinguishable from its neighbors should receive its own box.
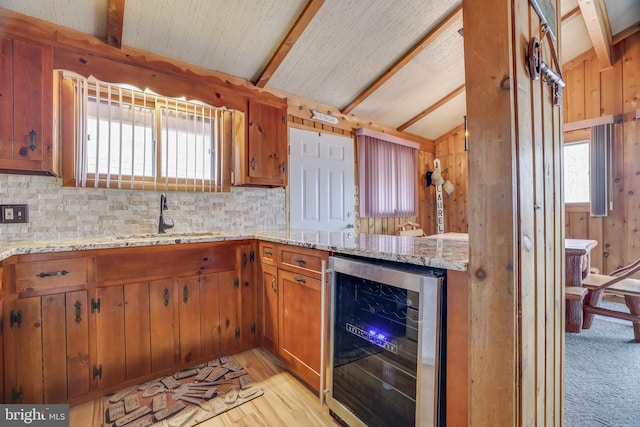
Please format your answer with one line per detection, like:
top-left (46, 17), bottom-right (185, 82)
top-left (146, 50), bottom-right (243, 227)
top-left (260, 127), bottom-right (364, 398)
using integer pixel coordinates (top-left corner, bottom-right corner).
top-left (0, 36), bottom-right (56, 175)
top-left (233, 99), bottom-right (288, 187)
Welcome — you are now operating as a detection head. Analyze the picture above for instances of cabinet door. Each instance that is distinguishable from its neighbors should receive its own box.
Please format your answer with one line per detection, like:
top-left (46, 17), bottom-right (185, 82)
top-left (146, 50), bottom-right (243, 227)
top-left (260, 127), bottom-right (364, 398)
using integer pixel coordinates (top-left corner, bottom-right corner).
top-left (149, 279), bottom-right (178, 372)
top-left (260, 263), bottom-right (279, 352)
top-left (4, 296), bottom-right (43, 403)
top-left (246, 99), bottom-right (287, 185)
top-left (95, 286), bottom-right (126, 389)
top-left (43, 291), bottom-right (90, 402)
top-left (65, 291), bottom-right (90, 399)
top-left (200, 273), bottom-right (221, 357)
top-left (178, 276), bottom-right (202, 364)
top-left (0, 37), bottom-right (55, 174)
top-left (278, 269), bottom-right (322, 390)
top-left (0, 37), bottom-right (13, 160)
top-left (4, 292), bottom-right (90, 403)
top-left (239, 243), bottom-right (257, 346)
top-left (219, 270), bottom-right (242, 352)
top-left (124, 282), bottom-right (151, 379)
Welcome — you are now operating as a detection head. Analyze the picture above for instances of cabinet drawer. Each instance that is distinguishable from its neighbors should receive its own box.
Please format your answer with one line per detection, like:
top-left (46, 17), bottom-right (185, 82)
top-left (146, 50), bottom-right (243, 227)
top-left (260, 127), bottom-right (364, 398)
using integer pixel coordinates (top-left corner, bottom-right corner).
top-left (279, 246), bottom-right (328, 279)
top-left (259, 242), bottom-right (277, 265)
top-left (15, 257), bottom-right (87, 292)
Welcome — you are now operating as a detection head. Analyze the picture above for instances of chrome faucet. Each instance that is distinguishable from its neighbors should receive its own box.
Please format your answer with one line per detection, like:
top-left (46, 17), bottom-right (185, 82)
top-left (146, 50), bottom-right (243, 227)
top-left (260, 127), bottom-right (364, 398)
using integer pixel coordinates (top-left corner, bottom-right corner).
top-left (158, 193), bottom-right (174, 233)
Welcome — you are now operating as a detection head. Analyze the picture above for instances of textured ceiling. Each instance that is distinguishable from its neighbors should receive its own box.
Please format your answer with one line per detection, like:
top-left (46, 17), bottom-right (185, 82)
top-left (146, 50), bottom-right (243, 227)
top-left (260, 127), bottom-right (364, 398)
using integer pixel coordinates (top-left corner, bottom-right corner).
top-left (0, 0), bottom-right (638, 141)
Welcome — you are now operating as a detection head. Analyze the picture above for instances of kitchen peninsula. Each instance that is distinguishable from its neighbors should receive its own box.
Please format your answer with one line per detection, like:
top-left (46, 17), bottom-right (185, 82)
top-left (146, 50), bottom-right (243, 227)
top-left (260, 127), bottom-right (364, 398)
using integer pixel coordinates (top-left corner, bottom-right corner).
top-left (0, 231), bottom-right (469, 425)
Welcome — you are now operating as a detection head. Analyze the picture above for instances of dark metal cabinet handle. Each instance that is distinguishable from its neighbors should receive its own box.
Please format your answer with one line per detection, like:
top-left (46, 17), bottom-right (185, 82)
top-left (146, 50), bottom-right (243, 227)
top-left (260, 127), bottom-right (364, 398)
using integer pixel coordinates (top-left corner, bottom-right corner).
top-left (294, 277), bottom-right (306, 284)
top-left (251, 157), bottom-right (257, 170)
top-left (293, 257), bottom-right (306, 265)
top-left (271, 276), bottom-right (277, 293)
top-left (242, 252), bottom-right (247, 269)
top-left (37, 270), bottom-right (69, 278)
top-left (75, 301), bottom-right (82, 323)
top-left (183, 285), bottom-right (189, 304)
top-left (29, 130), bottom-right (36, 151)
top-left (263, 250), bottom-right (273, 256)
top-left (163, 288), bottom-right (170, 307)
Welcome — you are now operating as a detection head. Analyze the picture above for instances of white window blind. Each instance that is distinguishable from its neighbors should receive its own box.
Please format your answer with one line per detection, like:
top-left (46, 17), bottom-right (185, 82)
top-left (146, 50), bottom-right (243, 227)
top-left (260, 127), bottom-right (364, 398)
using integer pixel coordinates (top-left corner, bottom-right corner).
top-left (64, 72), bottom-right (232, 192)
top-left (357, 129), bottom-right (418, 217)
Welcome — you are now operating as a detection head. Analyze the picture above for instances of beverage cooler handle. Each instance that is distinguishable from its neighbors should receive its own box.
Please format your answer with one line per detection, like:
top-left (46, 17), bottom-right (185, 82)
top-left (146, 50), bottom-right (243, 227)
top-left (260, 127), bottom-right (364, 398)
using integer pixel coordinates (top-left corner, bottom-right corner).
top-left (320, 260), bottom-right (327, 405)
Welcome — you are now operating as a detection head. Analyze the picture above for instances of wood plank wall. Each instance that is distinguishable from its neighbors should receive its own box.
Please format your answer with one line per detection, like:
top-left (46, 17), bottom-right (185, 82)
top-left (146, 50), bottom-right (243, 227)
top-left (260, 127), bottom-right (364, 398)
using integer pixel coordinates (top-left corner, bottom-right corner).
top-left (563, 34), bottom-right (640, 273)
top-left (437, 33), bottom-right (640, 274)
top-left (464, 0), bottom-right (564, 425)
top-left (434, 124), bottom-right (468, 233)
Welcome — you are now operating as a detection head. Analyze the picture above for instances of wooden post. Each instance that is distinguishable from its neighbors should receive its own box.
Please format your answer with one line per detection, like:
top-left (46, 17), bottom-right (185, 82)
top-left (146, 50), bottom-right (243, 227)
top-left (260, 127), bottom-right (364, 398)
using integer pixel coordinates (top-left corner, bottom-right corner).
top-left (463, 0), bottom-right (564, 425)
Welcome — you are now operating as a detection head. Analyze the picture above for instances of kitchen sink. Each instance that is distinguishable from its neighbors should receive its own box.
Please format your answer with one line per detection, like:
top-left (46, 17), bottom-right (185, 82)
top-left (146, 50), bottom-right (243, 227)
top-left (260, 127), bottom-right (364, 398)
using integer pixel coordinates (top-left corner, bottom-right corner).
top-left (110, 231), bottom-right (224, 240)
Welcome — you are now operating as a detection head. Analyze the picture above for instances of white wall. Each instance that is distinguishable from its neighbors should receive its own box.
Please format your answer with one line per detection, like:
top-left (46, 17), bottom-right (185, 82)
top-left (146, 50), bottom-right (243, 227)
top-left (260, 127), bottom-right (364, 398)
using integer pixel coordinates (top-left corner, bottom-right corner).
top-left (0, 174), bottom-right (285, 241)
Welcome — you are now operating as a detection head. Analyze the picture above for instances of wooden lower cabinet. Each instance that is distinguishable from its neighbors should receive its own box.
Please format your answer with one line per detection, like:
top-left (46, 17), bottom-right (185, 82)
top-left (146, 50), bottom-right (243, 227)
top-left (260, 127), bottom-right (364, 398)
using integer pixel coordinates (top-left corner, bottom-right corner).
top-left (149, 279), bottom-right (178, 372)
top-left (278, 269), bottom-right (322, 390)
top-left (94, 285), bottom-right (127, 389)
top-left (2, 240), bottom-right (257, 404)
top-left (258, 242), bottom-right (328, 391)
top-left (260, 263), bottom-right (279, 353)
top-left (4, 290), bottom-right (90, 403)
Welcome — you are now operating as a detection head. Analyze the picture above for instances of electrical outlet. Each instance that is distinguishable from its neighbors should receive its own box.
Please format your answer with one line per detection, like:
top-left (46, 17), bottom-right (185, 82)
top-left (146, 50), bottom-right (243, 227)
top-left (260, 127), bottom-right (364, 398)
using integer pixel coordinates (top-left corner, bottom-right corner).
top-left (0, 204), bottom-right (29, 223)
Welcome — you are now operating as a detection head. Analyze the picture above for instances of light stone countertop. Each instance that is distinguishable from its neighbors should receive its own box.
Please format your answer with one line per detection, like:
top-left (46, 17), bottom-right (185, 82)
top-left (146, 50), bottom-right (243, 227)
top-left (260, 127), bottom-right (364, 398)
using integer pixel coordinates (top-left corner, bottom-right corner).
top-left (0, 229), bottom-right (469, 271)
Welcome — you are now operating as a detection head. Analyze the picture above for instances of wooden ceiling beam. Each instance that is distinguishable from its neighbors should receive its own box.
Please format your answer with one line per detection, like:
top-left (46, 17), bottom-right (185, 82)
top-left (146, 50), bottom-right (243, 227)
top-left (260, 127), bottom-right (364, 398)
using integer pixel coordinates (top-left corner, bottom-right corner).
top-left (577, 0), bottom-right (612, 70)
top-left (397, 84), bottom-right (465, 132)
top-left (254, 0), bottom-right (324, 88)
top-left (107, 0), bottom-right (126, 48)
top-left (561, 6), bottom-right (581, 22)
top-left (340, 4), bottom-right (463, 115)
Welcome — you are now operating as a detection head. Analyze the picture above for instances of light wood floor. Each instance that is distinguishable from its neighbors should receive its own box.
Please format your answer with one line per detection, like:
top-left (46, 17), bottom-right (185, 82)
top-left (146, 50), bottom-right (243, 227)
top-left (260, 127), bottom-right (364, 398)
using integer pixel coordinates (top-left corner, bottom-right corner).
top-left (69, 347), bottom-right (339, 427)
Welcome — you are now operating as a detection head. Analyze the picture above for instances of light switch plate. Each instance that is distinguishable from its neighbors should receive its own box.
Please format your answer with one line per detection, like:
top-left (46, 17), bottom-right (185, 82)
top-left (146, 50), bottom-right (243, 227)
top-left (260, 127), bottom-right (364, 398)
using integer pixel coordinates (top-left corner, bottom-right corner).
top-left (0, 204), bottom-right (29, 223)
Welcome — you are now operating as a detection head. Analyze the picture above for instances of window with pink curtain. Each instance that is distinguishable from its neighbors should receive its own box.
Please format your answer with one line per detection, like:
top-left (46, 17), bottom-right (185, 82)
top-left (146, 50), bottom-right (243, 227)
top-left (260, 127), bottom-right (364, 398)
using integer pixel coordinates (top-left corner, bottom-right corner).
top-left (358, 130), bottom-right (418, 217)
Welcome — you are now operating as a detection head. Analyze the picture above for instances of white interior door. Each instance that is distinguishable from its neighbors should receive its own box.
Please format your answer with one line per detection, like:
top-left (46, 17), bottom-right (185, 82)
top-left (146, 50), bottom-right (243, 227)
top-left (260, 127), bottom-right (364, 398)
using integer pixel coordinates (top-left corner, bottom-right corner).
top-left (289, 128), bottom-right (355, 232)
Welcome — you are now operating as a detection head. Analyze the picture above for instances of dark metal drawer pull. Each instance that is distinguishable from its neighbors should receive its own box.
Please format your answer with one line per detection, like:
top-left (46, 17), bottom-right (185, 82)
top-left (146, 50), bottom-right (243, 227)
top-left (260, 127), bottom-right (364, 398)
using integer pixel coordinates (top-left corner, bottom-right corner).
top-left (294, 277), bottom-right (306, 284)
top-left (29, 129), bottom-right (36, 151)
top-left (37, 270), bottom-right (69, 278)
top-left (263, 250), bottom-right (273, 256)
top-left (293, 257), bottom-right (306, 264)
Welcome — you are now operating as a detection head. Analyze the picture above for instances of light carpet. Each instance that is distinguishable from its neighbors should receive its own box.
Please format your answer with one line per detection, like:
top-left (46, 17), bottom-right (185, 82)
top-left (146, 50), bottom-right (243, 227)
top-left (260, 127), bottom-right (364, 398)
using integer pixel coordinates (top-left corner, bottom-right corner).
top-left (564, 302), bottom-right (640, 427)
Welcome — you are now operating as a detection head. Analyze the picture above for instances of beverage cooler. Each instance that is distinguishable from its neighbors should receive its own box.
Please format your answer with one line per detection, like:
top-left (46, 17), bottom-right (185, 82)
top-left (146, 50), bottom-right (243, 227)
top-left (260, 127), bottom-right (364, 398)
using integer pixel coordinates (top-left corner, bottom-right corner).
top-left (326, 256), bottom-right (445, 427)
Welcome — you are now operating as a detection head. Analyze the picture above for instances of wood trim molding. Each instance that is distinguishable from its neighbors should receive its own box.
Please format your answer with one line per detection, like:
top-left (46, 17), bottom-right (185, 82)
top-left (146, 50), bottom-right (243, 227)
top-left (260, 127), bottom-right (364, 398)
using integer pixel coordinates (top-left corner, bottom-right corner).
top-left (612, 22), bottom-right (640, 45)
top-left (577, 0), bottom-right (612, 70)
top-left (254, 0), bottom-right (325, 88)
top-left (340, 4), bottom-right (463, 114)
top-left (564, 114), bottom-right (614, 131)
top-left (107, 0), bottom-right (126, 48)
top-left (565, 202), bottom-right (590, 212)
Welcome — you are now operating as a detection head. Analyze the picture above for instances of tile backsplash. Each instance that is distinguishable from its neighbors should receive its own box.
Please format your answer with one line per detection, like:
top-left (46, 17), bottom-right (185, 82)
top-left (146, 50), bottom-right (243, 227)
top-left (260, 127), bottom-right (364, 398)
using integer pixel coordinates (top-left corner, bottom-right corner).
top-left (0, 174), bottom-right (286, 241)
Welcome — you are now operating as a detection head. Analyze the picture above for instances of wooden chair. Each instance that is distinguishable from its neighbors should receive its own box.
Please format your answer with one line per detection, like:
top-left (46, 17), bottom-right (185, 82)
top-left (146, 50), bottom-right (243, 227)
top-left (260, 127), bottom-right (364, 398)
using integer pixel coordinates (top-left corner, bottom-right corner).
top-left (397, 222), bottom-right (426, 237)
top-left (580, 258), bottom-right (640, 341)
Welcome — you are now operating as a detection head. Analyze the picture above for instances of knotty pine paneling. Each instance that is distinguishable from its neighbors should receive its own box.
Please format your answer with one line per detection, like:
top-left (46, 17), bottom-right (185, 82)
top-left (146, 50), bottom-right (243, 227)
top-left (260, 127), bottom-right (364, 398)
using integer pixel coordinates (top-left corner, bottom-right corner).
top-left (564, 33), bottom-right (640, 273)
top-left (434, 124), bottom-right (468, 234)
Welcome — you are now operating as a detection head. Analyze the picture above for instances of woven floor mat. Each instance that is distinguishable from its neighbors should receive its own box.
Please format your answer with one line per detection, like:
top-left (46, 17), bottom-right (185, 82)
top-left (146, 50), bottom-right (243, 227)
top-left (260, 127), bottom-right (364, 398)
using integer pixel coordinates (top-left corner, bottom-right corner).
top-left (103, 356), bottom-right (263, 427)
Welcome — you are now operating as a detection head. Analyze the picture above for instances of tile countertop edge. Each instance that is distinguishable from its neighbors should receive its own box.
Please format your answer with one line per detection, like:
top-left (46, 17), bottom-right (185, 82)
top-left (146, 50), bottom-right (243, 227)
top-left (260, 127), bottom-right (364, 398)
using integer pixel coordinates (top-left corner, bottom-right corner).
top-left (0, 230), bottom-right (469, 272)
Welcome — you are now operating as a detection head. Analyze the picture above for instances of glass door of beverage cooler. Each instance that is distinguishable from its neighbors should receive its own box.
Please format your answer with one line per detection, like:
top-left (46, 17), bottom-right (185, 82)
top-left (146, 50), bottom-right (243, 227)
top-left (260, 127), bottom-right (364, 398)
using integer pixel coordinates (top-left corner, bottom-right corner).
top-left (326, 256), bottom-right (444, 427)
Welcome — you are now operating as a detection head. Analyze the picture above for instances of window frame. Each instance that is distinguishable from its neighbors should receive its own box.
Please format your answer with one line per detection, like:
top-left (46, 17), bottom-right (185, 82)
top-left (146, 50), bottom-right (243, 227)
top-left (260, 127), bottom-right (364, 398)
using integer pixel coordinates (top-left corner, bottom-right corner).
top-left (563, 128), bottom-right (591, 212)
top-left (59, 71), bottom-right (234, 193)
